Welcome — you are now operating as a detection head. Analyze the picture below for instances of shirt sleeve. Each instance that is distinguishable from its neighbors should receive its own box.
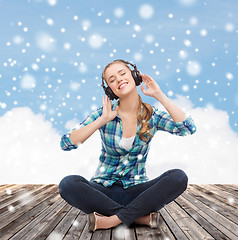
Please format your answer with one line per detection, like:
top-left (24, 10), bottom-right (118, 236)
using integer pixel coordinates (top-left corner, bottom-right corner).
top-left (153, 107), bottom-right (197, 136)
top-left (60, 107), bottom-right (103, 151)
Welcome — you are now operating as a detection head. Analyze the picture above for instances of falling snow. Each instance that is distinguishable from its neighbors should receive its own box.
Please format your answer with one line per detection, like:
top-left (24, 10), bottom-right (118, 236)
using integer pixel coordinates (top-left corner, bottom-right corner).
top-left (139, 4), bottom-right (154, 19)
top-left (0, 0), bottom-right (238, 184)
top-left (20, 73), bottom-right (36, 90)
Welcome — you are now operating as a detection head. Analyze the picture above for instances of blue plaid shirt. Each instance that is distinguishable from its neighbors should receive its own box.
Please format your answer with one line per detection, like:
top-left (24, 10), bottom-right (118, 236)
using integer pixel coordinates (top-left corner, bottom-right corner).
top-left (60, 100), bottom-right (197, 189)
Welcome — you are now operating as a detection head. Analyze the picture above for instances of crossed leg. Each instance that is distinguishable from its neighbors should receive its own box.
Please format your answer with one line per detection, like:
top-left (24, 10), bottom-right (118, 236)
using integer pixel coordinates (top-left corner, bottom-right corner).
top-left (59, 169), bottom-right (188, 229)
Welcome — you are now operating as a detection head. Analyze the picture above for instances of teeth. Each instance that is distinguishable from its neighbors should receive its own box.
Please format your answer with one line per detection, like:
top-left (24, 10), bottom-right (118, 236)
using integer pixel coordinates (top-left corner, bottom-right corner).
top-left (119, 83), bottom-right (127, 89)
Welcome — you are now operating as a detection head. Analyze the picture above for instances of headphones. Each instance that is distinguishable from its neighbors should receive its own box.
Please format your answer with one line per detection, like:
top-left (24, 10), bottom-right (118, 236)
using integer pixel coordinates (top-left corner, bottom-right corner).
top-left (101, 59), bottom-right (142, 100)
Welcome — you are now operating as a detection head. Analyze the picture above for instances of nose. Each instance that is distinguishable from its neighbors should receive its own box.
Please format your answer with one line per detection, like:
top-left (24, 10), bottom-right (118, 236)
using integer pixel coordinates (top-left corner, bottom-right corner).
top-left (117, 77), bottom-right (123, 83)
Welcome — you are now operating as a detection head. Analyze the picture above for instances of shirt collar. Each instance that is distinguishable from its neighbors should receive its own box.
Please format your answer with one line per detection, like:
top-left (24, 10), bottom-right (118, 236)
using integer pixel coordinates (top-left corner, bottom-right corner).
top-left (112, 100), bottom-right (119, 111)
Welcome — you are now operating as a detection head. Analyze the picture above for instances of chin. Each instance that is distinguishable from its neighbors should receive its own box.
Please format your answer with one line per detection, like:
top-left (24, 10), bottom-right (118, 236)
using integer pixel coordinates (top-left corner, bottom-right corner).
top-left (117, 88), bottom-right (137, 99)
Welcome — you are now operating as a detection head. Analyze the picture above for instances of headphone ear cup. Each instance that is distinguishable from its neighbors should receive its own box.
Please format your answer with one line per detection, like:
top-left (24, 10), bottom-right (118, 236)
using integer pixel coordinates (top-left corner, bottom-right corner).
top-left (105, 86), bottom-right (119, 100)
top-left (131, 70), bottom-right (142, 86)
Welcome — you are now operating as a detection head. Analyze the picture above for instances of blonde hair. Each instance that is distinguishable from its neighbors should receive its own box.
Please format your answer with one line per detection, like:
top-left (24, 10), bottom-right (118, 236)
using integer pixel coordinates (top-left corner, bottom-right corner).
top-left (102, 60), bottom-right (153, 142)
top-left (137, 94), bottom-right (153, 142)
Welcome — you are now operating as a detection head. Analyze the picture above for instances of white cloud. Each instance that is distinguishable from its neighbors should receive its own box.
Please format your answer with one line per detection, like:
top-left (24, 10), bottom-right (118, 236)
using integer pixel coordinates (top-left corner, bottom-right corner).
top-left (0, 107), bottom-right (101, 184)
top-left (150, 95), bottom-right (238, 183)
top-left (1, 97), bottom-right (238, 184)
top-left (65, 118), bottom-right (79, 131)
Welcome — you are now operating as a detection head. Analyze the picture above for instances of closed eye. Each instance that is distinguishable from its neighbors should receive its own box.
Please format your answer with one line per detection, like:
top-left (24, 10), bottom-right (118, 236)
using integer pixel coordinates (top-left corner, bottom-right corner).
top-left (110, 72), bottom-right (126, 83)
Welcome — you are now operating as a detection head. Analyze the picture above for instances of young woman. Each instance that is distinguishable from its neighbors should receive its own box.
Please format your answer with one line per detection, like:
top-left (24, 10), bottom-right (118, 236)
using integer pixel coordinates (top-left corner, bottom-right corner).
top-left (59, 59), bottom-right (197, 232)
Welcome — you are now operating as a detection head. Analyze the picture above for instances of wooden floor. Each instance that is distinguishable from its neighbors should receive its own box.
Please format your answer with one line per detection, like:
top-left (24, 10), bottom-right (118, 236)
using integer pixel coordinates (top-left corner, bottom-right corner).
top-left (0, 184), bottom-right (238, 240)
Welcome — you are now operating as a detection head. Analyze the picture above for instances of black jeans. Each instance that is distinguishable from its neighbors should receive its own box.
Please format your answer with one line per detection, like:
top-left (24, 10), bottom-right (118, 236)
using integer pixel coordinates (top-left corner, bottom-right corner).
top-left (58, 168), bottom-right (188, 227)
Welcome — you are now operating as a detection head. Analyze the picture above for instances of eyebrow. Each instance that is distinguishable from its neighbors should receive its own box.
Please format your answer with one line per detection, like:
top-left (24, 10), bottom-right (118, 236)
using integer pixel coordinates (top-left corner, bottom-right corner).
top-left (108, 69), bottom-right (125, 81)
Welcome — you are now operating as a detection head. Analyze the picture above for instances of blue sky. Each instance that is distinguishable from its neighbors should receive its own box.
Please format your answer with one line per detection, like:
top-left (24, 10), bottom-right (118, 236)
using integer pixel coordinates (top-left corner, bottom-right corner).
top-left (0, 0), bottom-right (238, 135)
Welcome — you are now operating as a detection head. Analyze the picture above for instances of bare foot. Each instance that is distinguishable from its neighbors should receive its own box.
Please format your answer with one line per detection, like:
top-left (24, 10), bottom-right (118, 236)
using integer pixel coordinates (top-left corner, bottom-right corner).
top-left (134, 214), bottom-right (150, 226)
top-left (95, 214), bottom-right (122, 230)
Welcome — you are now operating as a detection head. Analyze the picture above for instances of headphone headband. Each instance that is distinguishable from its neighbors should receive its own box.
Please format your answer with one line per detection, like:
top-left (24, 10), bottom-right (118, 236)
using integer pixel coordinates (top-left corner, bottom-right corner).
top-left (112, 59), bottom-right (138, 70)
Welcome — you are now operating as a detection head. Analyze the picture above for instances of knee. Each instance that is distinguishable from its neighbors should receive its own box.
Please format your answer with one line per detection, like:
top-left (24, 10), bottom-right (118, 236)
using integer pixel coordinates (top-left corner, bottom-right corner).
top-left (171, 169), bottom-right (188, 192)
top-left (58, 175), bottom-right (84, 198)
top-left (58, 175), bottom-right (71, 198)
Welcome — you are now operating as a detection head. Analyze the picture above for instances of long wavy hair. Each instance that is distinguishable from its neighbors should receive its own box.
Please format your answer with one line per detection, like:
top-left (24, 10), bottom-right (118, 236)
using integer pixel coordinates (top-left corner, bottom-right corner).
top-left (102, 60), bottom-right (153, 142)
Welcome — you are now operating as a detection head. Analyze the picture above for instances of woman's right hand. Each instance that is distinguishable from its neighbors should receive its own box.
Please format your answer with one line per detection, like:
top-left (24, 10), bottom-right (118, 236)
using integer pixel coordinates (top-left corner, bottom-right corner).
top-left (101, 95), bottom-right (119, 124)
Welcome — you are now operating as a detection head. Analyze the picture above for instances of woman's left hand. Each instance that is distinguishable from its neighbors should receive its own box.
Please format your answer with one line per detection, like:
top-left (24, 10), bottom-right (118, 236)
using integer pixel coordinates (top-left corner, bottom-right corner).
top-left (140, 73), bottom-right (163, 99)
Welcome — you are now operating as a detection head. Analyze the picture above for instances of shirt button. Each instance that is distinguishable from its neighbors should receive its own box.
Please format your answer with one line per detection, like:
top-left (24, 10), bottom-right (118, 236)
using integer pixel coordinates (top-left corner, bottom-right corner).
top-left (135, 175), bottom-right (140, 180)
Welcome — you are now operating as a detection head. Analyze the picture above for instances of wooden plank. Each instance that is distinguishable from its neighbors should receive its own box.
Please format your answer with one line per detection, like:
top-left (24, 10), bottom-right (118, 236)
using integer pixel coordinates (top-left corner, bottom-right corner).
top-left (187, 185), bottom-right (238, 222)
top-left (214, 184), bottom-right (238, 198)
top-left (198, 184), bottom-right (238, 208)
top-left (2, 190), bottom-right (60, 240)
top-left (226, 184), bottom-right (238, 190)
top-left (91, 228), bottom-right (111, 240)
top-left (164, 200), bottom-right (214, 240)
top-left (182, 191), bottom-right (238, 239)
top-left (0, 185), bottom-right (57, 229)
top-left (63, 211), bottom-right (87, 240)
top-left (159, 207), bottom-right (189, 240)
top-left (16, 200), bottom-right (67, 239)
top-left (175, 194), bottom-right (230, 239)
top-left (135, 225), bottom-right (164, 240)
top-left (111, 224), bottom-right (136, 240)
top-left (0, 184), bottom-right (15, 191)
top-left (45, 207), bottom-right (80, 240)
top-left (0, 184), bottom-right (237, 240)
top-left (27, 202), bottom-right (71, 239)
top-left (7, 196), bottom-right (62, 240)
top-left (78, 219), bottom-right (93, 240)
top-left (0, 184), bottom-right (27, 199)
top-left (0, 184), bottom-right (49, 211)
top-left (191, 185), bottom-right (238, 213)
top-left (0, 185), bottom-right (47, 215)
top-left (155, 212), bottom-right (176, 240)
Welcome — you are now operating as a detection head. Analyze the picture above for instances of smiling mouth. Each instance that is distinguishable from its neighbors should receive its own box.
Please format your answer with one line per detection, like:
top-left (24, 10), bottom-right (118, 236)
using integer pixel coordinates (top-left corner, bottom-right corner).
top-left (119, 83), bottom-right (128, 89)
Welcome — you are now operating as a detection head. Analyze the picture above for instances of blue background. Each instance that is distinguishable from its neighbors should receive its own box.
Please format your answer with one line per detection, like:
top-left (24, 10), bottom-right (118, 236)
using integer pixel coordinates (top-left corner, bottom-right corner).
top-left (0, 0), bottom-right (237, 135)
